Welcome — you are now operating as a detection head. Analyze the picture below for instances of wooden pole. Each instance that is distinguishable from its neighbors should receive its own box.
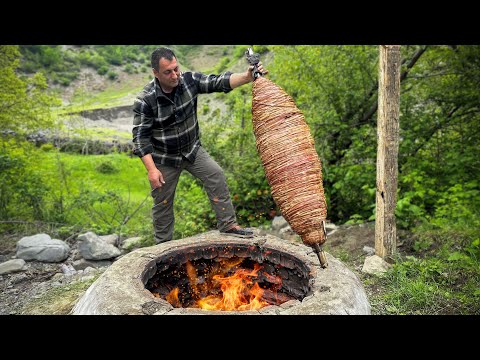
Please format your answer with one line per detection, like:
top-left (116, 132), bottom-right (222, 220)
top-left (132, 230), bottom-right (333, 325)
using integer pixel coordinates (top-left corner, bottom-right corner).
top-left (375, 45), bottom-right (401, 260)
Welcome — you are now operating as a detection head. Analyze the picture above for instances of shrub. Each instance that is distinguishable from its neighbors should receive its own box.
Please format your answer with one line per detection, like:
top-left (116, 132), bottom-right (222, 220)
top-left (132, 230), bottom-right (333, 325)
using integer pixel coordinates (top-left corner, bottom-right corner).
top-left (95, 161), bottom-right (118, 174)
top-left (40, 143), bottom-right (55, 152)
top-left (107, 71), bottom-right (118, 80)
top-left (97, 65), bottom-right (109, 75)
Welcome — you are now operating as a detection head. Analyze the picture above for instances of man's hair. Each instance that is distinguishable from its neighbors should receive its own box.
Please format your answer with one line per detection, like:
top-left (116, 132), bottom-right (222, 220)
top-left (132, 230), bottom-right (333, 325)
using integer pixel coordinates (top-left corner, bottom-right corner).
top-left (151, 47), bottom-right (177, 71)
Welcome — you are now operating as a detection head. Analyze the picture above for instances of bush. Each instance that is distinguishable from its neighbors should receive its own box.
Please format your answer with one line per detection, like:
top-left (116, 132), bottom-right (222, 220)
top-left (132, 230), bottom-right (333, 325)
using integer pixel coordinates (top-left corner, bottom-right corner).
top-left (97, 65), bottom-right (109, 75)
top-left (107, 71), bottom-right (118, 80)
top-left (95, 161), bottom-right (118, 174)
top-left (40, 143), bottom-right (55, 152)
top-left (124, 64), bottom-right (135, 74)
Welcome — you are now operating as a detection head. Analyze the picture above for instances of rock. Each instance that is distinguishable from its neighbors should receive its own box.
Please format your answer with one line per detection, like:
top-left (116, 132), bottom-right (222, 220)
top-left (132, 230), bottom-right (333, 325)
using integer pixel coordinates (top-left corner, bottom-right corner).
top-left (0, 259), bottom-right (28, 275)
top-left (78, 232), bottom-right (121, 260)
top-left (16, 234), bottom-right (70, 262)
top-left (60, 263), bottom-right (76, 276)
top-left (120, 236), bottom-right (143, 251)
top-left (362, 255), bottom-right (392, 275)
top-left (99, 234), bottom-right (119, 246)
top-left (271, 216), bottom-right (289, 231)
top-left (72, 258), bottom-right (112, 270)
top-left (363, 246), bottom-right (375, 256)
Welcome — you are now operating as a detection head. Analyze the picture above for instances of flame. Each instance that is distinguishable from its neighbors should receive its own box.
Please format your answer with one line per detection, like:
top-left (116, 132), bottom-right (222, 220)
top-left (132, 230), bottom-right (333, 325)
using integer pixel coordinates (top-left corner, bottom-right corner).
top-left (165, 259), bottom-right (277, 311)
top-left (186, 261), bottom-right (199, 298)
top-left (166, 287), bottom-right (181, 308)
top-left (196, 264), bottom-right (269, 311)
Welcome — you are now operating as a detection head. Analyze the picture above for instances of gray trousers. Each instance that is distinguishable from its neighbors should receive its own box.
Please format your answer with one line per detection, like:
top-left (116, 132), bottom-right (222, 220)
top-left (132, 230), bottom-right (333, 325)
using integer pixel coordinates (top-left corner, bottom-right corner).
top-left (151, 146), bottom-right (237, 244)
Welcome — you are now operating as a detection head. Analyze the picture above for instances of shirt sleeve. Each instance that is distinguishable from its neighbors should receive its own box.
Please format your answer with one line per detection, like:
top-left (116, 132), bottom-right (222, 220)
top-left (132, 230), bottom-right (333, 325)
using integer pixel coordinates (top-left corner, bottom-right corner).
top-left (192, 71), bottom-right (233, 93)
top-left (132, 97), bottom-right (154, 158)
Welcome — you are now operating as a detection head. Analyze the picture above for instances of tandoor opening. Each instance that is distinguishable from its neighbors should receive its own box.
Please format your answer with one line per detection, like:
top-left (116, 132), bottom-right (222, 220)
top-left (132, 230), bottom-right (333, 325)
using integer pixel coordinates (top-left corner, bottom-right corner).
top-left (145, 243), bottom-right (313, 311)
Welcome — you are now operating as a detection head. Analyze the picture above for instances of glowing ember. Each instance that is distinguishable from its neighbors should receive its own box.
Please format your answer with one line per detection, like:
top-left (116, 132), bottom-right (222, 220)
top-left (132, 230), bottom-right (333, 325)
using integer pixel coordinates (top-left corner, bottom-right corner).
top-left (165, 259), bottom-right (280, 311)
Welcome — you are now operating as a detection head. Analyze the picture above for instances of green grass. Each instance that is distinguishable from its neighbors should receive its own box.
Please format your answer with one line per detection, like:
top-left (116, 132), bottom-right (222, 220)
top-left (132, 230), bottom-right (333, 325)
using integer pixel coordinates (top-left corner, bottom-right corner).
top-left (87, 127), bottom-right (132, 141)
top-left (21, 274), bottom-right (101, 315)
top-left (41, 151), bottom-right (149, 200)
top-left (24, 150), bottom-right (152, 236)
top-left (9, 146), bottom-right (215, 239)
top-left (364, 226), bottom-right (480, 315)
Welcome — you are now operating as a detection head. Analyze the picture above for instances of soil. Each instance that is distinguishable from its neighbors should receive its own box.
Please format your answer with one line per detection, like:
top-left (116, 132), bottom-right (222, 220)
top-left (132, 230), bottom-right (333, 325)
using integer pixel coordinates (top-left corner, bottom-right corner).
top-left (0, 238), bottom-right (105, 315)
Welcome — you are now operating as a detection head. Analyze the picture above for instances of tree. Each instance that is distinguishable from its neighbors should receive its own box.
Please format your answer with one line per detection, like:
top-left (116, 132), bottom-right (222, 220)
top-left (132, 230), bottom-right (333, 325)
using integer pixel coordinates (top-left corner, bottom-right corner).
top-left (0, 45), bottom-right (61, 136)
top-left (0, 45), bottom-right (61, 221)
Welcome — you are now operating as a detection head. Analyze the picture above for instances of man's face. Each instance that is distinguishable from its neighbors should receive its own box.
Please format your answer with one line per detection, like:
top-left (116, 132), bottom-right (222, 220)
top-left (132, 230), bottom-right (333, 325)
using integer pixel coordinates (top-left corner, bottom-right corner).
top-left (154, 57), bottom-right (180, 92)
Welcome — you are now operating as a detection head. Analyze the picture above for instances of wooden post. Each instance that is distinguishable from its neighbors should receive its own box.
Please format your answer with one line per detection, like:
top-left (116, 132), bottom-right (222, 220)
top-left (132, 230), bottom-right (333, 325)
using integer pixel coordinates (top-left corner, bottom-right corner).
top-left (375, 45), bottom-right (401, 260)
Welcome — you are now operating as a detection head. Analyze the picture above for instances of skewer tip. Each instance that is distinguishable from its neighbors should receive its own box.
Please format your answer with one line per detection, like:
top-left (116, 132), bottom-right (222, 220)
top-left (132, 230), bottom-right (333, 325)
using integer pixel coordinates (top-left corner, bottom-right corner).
top-left (313, 243), bottom-right (328, 268)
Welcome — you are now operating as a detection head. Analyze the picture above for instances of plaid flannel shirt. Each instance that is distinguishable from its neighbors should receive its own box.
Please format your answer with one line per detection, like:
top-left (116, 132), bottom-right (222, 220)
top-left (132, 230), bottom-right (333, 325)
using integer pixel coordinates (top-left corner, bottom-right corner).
top-left (132, 71), bottom-right (233, 168)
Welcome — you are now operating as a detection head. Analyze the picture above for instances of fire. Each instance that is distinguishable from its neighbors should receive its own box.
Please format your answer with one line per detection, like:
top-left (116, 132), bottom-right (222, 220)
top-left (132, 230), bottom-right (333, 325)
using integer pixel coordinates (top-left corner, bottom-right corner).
top-left (165, 287), bottom-right (181, 308)
top-left (166, 258), bottom-right (277, 311)
top-left (196, 264), bottom-right (268, 311)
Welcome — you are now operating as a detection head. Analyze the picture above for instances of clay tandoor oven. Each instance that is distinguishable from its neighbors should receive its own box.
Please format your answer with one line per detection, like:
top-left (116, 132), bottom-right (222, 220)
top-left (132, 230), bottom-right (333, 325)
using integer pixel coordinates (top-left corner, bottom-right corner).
top-left (71, 232), bottom-right (371, 315)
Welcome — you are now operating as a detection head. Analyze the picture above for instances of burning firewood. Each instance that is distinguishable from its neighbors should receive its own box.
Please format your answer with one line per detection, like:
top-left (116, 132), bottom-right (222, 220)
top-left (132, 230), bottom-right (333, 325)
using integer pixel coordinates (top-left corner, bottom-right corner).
top-left (247, 48), bottom-right (328, 268)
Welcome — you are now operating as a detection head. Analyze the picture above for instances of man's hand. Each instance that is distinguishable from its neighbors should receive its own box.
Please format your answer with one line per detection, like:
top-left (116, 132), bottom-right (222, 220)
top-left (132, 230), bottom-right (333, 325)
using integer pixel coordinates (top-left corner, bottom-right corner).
top-left (148, 168), bottom-right (165, 190)
top-left (140, 154), bottom-right (165, 190)
top-left (230, 62), bottom-right (269, 88)
top-left (248, 61), bottom-right (269, 79)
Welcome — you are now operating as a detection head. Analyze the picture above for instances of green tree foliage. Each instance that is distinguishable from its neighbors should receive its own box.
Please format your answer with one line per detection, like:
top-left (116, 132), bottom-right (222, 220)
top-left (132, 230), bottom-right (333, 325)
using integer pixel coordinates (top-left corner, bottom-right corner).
top-left (20, 45), bottom-right (81, 85)
top-left (266, 45), bottom-right (480, 228)
top-left (398, 45), bottom-right (480, 228)
top-left (0, 45), bottom-right (61, 135)
top-left (0, 45), bottom-right (61, 222)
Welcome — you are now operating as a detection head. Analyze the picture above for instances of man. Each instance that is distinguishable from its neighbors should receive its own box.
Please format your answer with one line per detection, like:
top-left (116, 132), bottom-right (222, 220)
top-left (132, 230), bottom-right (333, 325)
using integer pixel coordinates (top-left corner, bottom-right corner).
top-left (132, 47), bottom-right (268, 244)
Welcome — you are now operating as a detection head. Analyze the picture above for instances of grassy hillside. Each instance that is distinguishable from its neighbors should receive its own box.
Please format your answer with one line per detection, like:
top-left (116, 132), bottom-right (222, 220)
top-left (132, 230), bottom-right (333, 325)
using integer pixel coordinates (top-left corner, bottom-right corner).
top-left (19, 45), bottom-right (254, 113)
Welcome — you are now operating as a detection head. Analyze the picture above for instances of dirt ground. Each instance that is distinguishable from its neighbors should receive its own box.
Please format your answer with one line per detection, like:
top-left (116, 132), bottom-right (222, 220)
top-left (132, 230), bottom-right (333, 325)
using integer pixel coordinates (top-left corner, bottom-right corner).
top-left (0, 236), bottom-right (102, 315)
